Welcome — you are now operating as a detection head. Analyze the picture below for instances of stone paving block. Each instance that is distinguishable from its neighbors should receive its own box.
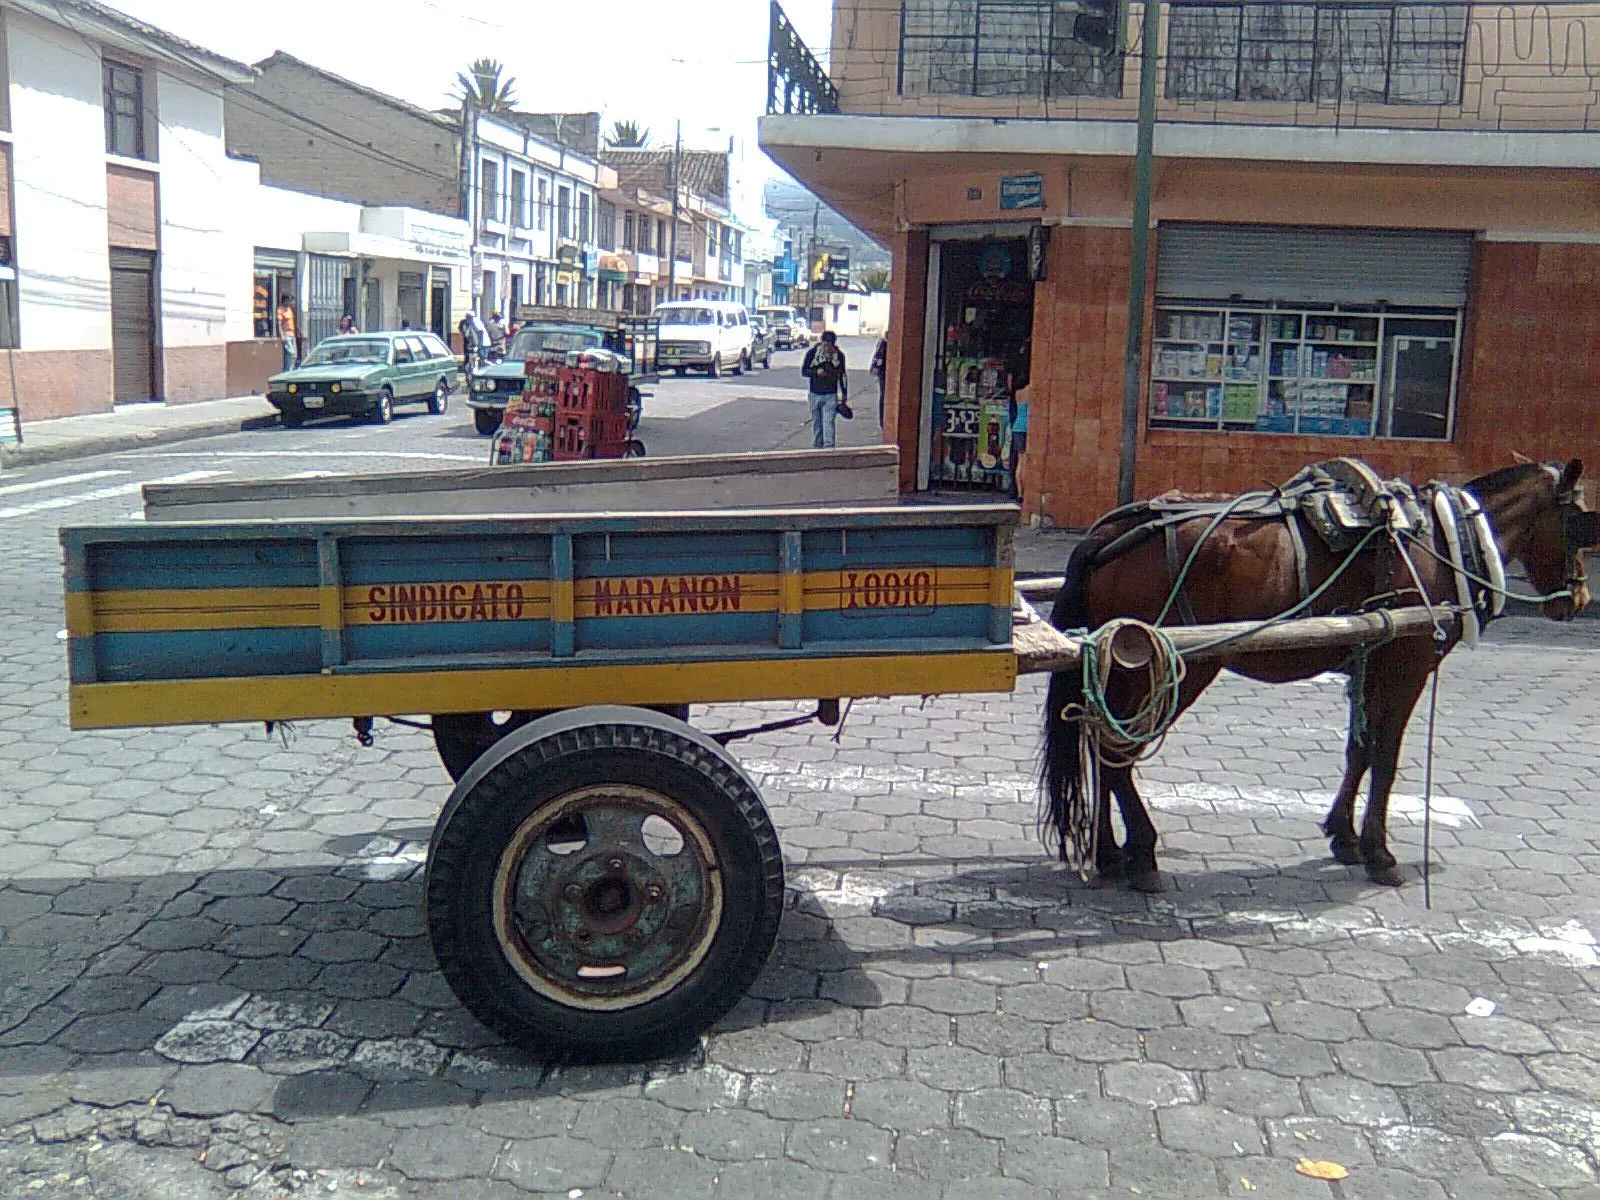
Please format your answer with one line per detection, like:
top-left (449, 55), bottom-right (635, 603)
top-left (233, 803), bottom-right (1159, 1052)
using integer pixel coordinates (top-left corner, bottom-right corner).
top-left (895, 1126), bottom-right (1000, 1181)
top-left (786, 1118), bottom-right (894, 1173)
top-left (681, 1107), bottom-right (788, 1159)
top-left (162, 1062), bottom-right (277, 1116)
top-left (282, 1116), bottom-right (394, 1169)
top-left (1102, 1061), bottom-right (1199, 1108)
top-left (956, 1087), bottom-right (1054, 1138)
top-left (387, 1123), bottom-right (502, 1181)
top-left (1481, 1131), bottom-right (1597, 1188)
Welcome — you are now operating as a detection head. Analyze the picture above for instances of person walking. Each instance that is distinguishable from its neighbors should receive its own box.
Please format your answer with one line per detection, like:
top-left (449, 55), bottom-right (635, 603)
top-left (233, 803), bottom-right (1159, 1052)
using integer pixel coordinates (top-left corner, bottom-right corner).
top-left (801, 330), bottom-right (848, 450)
top-left (456, 314), bottom-right (475, 373)
top-left (870, 333), bottom-right (888, 429)
top-left (277, 296), bottom-right (298, 371)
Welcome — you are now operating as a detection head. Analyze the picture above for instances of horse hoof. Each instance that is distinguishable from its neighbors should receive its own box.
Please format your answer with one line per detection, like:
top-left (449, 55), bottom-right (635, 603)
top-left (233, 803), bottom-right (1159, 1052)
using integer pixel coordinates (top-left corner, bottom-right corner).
top-left (1329, 838), bottom-right (1363, 866)
top-left (1128, 870), bottom-right (1165, 894)
top-left (1365, 863), bottom-right (1406, 887)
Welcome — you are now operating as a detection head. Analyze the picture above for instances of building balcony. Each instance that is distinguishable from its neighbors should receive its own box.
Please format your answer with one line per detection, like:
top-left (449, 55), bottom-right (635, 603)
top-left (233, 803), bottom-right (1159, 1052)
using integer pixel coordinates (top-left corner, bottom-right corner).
top-left (765, 2), bottom-right (1600, 170)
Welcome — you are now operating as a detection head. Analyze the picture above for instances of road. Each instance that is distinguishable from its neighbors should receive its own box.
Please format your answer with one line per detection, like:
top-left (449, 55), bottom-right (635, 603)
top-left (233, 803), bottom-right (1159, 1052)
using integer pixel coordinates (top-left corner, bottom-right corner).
top-left (1, 353), bottom-right (1599, 1198)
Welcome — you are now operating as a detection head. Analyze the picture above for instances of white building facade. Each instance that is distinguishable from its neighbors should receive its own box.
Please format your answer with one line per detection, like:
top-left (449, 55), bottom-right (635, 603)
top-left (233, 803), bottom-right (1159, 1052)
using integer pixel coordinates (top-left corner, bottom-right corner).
top-left (469, 115), bottom-right (611, 318)
top-left (0, 0), bottom-right (256, 420)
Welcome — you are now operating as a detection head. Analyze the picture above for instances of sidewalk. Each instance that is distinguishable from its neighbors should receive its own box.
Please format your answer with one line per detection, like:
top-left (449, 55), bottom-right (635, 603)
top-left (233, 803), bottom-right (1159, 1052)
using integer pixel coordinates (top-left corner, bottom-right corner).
top-left (0, 395), bottom-right (279, 470)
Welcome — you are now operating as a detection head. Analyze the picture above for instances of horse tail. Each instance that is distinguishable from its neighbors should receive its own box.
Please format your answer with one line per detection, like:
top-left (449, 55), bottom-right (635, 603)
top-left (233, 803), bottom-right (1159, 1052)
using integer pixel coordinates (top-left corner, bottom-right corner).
top-left (1041, 536), bottom-right (1097, 861)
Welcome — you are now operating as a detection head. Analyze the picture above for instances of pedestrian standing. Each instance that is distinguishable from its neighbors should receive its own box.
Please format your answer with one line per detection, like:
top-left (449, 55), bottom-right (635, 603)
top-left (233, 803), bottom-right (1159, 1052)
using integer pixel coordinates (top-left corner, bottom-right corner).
top-left (338, 315), bottom-right (358, 336)
top-left (487, 311), bottom-right (509, 360)
top-left (277, 296), bottom-right (298, 371)
top-left (870, 333), bottom-right (888, 429)
top-left (468, 310), bottom-right (491, 369)
top-left (1010, 373), bottom-right (1031, 507)
top-left (801, 330), bottom-right (848, 450)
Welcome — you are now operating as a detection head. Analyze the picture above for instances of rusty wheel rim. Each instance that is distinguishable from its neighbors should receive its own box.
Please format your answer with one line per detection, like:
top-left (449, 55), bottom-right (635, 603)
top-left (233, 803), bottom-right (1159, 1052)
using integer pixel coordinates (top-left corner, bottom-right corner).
top-left (491, 784), bottom-right (723, 1011)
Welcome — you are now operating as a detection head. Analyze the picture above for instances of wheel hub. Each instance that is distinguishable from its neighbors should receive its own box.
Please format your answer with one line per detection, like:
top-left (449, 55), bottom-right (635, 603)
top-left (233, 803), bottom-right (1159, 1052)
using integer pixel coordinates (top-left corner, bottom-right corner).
top-left (496, 787), bottom-right (720, 1008)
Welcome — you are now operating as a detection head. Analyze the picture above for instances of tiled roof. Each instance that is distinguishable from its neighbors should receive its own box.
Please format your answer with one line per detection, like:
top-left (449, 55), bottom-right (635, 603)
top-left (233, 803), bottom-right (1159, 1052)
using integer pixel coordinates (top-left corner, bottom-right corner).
top-left (602, 149), bottom-right (729, 204)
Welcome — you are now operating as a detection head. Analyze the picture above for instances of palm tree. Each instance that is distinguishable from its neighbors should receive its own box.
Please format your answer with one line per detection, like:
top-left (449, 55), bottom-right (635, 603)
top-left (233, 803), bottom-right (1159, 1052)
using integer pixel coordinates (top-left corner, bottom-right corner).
top-left (607, 120), bottom-right (650, 148)
top-left (455, 58), bottom-right (518, 114)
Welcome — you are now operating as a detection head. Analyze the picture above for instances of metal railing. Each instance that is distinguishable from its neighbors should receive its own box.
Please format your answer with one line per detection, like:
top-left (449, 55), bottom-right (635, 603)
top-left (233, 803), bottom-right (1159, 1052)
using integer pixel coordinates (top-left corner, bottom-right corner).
top-left (768, 0), bottom-right (840, 115)
top-left (793, 0), bottom-right (1600, 133)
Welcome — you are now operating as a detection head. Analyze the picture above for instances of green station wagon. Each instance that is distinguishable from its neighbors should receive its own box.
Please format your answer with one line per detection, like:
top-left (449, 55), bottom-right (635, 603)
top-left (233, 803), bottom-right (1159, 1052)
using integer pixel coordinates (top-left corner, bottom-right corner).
top-left (268, 331), bottom-right (458, 428)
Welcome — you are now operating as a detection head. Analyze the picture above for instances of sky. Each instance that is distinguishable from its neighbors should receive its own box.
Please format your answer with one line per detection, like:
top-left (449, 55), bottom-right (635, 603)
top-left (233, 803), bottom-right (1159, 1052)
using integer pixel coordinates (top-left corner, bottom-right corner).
top-left (112, 0), bottom-right (833, 211)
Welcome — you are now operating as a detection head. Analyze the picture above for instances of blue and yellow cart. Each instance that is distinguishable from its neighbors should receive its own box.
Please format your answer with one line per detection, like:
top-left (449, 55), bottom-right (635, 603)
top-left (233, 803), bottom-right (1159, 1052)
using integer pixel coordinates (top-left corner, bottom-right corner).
top-left (62, 504), bottom-right (1038, 1060)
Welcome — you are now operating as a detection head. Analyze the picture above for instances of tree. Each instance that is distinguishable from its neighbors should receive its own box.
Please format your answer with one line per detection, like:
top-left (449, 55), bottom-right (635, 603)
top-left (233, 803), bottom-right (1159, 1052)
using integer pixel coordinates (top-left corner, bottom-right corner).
top-left (862, 266), bottom-right (892, 293)
top-left (455, 58), bottom-right (518, 114)
top-left (606, 120), bottom-right (650, 148)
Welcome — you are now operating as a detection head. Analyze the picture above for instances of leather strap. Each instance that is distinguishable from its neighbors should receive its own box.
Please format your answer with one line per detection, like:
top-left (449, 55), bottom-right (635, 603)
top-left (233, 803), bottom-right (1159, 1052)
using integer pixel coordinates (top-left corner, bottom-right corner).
top-left (1284, 513), bottom-right (1310, 607)
top-left (1164, 523), bottom-right (1199, 625)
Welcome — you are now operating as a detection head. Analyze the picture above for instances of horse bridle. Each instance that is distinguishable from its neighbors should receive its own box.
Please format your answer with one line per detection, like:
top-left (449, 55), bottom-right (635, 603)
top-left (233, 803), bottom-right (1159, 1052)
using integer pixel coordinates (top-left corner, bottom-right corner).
top-left (1556, 477), bottom-right (1599, 592)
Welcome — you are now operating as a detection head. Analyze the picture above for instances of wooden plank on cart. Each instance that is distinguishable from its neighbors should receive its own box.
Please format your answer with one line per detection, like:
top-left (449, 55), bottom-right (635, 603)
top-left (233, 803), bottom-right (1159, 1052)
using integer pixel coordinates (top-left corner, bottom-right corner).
top-left (141, 447), bottom-right (901, 521)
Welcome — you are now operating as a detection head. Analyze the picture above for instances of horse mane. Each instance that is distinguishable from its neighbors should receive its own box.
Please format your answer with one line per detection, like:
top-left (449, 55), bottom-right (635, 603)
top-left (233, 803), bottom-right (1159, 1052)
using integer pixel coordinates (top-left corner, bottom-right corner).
top-left (1466, 462), bottom-right (1552, 499)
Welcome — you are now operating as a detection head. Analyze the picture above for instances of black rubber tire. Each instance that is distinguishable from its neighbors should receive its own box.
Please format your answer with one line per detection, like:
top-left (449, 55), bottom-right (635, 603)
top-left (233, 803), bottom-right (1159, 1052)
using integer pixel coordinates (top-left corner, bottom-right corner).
top-left (280, 408), bottom-right (305, 429)
top-left (624, 438), bottom-right (647, 458)
top-left (673, 367), bottom-right (686, 377)
top-left (428, 379), bottom-right (450, 415)
top-left (433, 704), bottom-right (691, 782)
top-left (732, 352), bottom-right (745, 376)
top-left (474, 407), bottom-right (502, 435)
top-left (424, 707), bottom-right (784, 1062)
top-left (372, 387), bottom-right (394, 425)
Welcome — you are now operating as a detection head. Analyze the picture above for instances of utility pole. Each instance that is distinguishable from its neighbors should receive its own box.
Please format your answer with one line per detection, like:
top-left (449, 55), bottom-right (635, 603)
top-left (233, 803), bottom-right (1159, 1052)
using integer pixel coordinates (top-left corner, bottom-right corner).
top-left (667, 121), bottom-right (682, 303)
top-left (807, 201), bottom-right (820, 328)
top-left (1117, 0), bottom-right (1161, 506)
top-left (460, 92), bottom-right (480, 319)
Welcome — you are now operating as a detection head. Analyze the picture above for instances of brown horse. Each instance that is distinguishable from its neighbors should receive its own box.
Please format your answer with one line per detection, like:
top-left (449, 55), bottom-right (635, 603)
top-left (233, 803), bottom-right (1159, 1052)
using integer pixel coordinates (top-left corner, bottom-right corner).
top-left (1044, 459), bottom-right (1598, 891)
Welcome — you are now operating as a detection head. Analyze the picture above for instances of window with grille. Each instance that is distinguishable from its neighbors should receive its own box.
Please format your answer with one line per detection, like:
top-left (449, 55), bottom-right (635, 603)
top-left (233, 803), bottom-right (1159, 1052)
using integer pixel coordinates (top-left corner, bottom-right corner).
top-left (509, 171), bottom-right (527, 228)
top-left (1165, 2), bottom-right (1468, 105)
top-left (0, 235), bottom-right (17, 349)
top-left (104, 60), bottom-right (146, 158)
top-left (558, 186), bottom-right (572, 239)
top-left (898, 1), bottom-right (1123, 99)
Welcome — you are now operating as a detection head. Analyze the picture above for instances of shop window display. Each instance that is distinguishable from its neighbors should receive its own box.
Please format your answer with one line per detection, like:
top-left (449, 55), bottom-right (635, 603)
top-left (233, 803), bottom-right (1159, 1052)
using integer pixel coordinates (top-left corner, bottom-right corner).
top-left (1150, 302), bottom-right (1459, 440)
top-left (930, 239), bottom-right (1034, 494)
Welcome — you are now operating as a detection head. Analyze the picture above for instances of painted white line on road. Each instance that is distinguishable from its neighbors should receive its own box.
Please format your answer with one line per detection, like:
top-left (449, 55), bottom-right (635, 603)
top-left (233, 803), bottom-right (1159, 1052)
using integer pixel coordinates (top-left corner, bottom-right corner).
top-left (0, 470), bottom-right (226, 520)
top-left (0, 469), bottom-right (129, 498)
top-left (137, 450), bottom-right (482, 462)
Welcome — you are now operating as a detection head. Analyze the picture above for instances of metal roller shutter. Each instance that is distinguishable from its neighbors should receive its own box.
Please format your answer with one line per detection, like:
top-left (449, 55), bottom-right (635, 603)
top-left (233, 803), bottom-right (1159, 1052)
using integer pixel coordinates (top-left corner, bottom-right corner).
top-left (1157, 225), bottom-right (1472, 308)
top-left (109, 248), bottom-right (157, 404)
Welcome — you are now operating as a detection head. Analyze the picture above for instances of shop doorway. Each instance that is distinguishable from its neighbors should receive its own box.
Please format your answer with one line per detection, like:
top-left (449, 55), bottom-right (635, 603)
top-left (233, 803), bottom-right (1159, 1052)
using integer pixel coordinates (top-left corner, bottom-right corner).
top-left (924, 236), bottom-right (1035, 494)
top-left (109, 247), bottom-right (158, 404)
top-left (429, 279), bottom-right (449, 339)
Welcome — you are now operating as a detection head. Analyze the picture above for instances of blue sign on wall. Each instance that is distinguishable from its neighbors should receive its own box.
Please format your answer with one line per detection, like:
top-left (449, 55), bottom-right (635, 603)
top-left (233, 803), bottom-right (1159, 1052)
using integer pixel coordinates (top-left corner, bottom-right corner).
top-left (999, 172), bottom-right (1045, 211)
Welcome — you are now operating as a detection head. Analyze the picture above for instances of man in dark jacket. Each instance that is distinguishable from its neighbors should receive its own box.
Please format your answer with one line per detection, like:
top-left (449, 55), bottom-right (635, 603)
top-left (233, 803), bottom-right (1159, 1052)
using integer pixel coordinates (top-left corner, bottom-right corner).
top-left (801, 331), bottom-right (848, 449)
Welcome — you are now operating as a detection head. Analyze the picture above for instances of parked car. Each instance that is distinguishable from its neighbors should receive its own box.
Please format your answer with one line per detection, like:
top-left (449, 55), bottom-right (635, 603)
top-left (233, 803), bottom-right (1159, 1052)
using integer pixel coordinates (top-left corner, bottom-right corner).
top-left (268, 331), bottom-right (455, 428)
top-left (748, 315), bottom-right (776, 370)
top-left (654, 300), bottom-right (754, 376)
top-left (468, 322), bottom-right (655, 436)
top-left (758, 306), bottom-right (810, 350)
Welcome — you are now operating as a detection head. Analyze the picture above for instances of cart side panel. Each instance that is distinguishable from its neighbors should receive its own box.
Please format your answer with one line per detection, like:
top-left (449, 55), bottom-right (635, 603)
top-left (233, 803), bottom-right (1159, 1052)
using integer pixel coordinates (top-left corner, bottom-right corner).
top-left (62, 506), bottom-right (1020, 728)
top-left (68, 536), bottom-right (322, 683)
top-left (340, 533), bottom-right (555, 662)
top-left (573, 529), bottom-right (781, 652)
top-left (798, 524), bottom-right (1006, 647)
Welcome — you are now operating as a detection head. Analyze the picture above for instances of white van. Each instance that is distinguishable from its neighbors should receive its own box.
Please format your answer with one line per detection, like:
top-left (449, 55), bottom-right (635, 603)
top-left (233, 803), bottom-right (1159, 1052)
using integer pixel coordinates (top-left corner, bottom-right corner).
top-left (653, 300), bottom-right (755, 376)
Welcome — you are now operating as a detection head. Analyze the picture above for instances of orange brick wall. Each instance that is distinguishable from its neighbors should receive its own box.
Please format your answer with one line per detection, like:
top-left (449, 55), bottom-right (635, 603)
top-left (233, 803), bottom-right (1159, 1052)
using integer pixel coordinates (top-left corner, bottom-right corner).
top-left (889, 234), bottom-right (1600, 528)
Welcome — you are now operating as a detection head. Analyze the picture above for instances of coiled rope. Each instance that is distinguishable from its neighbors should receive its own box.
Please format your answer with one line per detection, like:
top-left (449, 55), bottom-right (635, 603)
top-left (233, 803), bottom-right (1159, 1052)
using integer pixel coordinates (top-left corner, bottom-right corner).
top-left (1057, 618), bottom-right (1186, 874)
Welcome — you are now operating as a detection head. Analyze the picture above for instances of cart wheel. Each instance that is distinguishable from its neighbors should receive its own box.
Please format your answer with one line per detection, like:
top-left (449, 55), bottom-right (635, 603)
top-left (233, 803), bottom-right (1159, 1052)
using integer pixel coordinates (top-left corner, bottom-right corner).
top-left (433, 705), bottom-right (690, 782)
top-left (474, 407), bottom-right (502, 435)
top-left (625, 388), bottom-right (642, 432)
top-left (425, 707), bottom-right (783, 1062)
top-left (624, 438), bottom-right (647, 459)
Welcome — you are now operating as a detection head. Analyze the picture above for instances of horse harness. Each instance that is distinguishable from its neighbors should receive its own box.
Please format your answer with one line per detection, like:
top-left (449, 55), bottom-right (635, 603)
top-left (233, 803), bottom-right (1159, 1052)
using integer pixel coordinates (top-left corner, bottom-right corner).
top-left (1084, 457), bottom-right (1509, 642)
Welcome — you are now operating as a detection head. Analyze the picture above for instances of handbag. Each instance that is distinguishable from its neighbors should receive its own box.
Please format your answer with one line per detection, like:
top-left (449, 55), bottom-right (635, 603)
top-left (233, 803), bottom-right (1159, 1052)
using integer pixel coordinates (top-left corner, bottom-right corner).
top-left (835, 397), bottom-right (854, 420)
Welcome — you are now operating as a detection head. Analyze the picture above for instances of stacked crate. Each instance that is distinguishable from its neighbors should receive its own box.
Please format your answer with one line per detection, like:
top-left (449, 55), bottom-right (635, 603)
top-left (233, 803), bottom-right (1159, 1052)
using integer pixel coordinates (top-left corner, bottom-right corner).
top-left (490, 359), bottom-right (561, 465)
top-left (553, 361), bottom-right (631, 461)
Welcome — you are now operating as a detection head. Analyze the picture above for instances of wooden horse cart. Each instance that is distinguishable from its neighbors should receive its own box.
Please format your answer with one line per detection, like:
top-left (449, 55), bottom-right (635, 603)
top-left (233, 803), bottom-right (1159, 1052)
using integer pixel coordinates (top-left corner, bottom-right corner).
top-left (60, 501), bottom-right (1455, 1061)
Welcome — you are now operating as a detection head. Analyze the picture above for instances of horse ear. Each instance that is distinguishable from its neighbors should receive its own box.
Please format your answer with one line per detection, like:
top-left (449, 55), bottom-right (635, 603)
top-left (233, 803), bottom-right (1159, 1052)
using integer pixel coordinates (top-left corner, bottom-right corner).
top-left (1561, 458), bottom-right (1585, 494)
top-left (1512, 451), bottom-right (1533, 465)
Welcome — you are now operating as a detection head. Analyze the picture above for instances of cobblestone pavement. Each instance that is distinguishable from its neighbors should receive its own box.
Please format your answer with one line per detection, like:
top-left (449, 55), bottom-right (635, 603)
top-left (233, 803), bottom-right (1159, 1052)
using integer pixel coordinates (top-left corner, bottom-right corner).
top-left (2, 423), bottom-right (1600, 1197)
